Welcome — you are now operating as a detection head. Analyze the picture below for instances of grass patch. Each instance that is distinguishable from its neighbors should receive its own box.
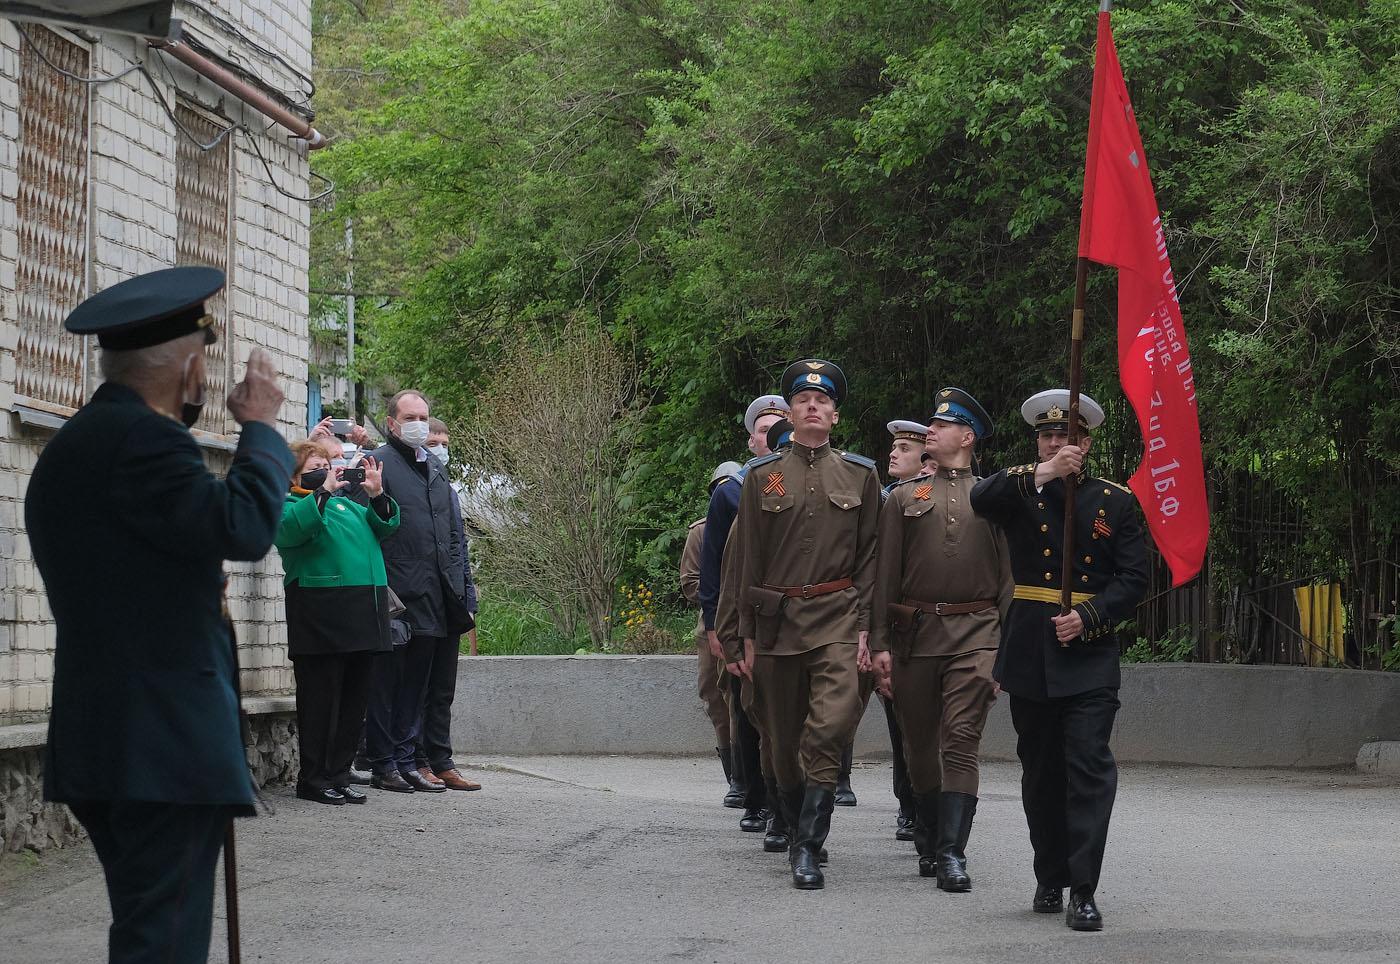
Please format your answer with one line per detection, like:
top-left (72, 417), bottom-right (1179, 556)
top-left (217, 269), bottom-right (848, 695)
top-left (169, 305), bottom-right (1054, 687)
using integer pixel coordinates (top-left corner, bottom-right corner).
top-left (467, 587), bottom-right (698, 656)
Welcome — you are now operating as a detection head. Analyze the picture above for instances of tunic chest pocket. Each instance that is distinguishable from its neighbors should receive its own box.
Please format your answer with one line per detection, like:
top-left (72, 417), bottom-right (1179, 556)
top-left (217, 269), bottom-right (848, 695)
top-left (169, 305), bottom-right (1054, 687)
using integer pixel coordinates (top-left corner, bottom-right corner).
top-left (828, 491), bottom-right (861, 511)
top-left (762, 494), bottom-right (795, 513)
top-left (903, 501), bottom-right (934, 518)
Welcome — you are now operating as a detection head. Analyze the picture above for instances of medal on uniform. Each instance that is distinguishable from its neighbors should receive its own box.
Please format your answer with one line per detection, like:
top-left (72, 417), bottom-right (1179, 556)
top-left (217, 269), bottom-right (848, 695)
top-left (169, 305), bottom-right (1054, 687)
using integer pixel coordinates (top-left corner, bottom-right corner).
top-left (1093, 518), bottom-right (1112, 539)
top-left (763, 472), bottom-right (786, 496)
top-left (913, 483), bottom-right (933, 501)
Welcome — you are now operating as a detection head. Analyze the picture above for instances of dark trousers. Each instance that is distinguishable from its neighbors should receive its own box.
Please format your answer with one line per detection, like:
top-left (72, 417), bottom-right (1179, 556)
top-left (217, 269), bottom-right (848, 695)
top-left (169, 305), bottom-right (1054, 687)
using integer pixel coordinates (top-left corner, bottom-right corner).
top-left (293, 651), bottom-right (375, 790)
top-left (879, 694), bottom-right (914, 811)
top-left (728, 674), bottom-right (765, 809)
top-left (365, 634), bottom-right (441, 775)
top-left (413, 634), bottom-right (462, 773)
top-left (69, 801), bottom-right (232, 964)
top-left (1009, 688), bottom-right (1120, 893)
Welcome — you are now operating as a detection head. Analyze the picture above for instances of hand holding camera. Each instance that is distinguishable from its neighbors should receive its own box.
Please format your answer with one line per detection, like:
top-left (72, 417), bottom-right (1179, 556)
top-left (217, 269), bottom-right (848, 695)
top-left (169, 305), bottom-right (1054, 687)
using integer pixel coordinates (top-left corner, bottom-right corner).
top-left (359, 456), bottom-right (384, 498)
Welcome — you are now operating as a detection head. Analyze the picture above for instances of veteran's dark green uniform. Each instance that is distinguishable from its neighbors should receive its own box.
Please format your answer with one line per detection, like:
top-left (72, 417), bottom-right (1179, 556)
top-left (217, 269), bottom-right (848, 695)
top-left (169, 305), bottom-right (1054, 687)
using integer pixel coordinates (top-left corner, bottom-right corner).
top-left (26, 267), bottom-right (293, 964)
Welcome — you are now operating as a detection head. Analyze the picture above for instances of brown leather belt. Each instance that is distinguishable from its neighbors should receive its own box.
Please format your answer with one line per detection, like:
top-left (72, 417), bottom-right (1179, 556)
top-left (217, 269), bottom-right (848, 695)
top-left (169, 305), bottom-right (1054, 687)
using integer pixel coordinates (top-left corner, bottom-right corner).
top-left (765, 577), bottom-right (854, 599)
top-left (903, 596), bottom-right (996, 616)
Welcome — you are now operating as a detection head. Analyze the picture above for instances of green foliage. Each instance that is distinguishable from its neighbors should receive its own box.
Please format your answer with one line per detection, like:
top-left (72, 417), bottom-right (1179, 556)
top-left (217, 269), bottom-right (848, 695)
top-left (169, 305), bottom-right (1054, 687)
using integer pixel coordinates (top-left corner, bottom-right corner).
top-left (1123, 624), bottom-right (1197, 663)
top-left (313, 0), bottom-right (1400, 600)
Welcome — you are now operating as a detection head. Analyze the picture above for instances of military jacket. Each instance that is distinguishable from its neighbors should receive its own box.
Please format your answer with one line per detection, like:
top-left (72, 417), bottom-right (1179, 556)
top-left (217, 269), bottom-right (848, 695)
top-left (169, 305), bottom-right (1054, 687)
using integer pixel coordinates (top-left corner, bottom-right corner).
top-left (970, 464), bottom-right (1149, 700)
top-left (723, 441), bottom-right (881, 660)
top-left (680, 518), bottom-right (705, 639)
top-left (27, 382), bottom-right (293, 808)
top-left (871, 467), bottom-right (1011, 658)
top-left (698, 467), bottom-right (744, 632)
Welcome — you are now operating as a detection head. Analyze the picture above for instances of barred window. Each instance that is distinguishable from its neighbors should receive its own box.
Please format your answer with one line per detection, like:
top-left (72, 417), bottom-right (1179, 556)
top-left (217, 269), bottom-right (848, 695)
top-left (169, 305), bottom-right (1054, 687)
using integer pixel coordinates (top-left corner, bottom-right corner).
top-left (15, 26), bottom-right (90, 413)
top-left (175, 102), bottom-right (233, 436)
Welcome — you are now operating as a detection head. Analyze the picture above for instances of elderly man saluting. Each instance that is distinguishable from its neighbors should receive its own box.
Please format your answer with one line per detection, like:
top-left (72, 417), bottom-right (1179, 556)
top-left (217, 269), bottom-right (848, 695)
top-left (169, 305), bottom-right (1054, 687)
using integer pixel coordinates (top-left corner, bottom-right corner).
top-left (26, 267), bottom-right (293, 964)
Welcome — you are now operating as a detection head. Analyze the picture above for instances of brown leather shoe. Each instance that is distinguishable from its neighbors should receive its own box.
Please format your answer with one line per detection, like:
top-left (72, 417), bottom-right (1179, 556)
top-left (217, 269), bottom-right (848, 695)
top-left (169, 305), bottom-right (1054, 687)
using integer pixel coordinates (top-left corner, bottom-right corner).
top-left (416, 767), bottom-right (446, 787)
top-left (436, 768), bottom-right (482, 791)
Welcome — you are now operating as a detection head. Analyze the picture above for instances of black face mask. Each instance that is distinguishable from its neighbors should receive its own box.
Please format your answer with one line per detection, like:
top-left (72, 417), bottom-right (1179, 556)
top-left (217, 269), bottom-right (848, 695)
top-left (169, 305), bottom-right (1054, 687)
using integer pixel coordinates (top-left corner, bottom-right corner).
top-left (299, 469), bottom-right (328, 491)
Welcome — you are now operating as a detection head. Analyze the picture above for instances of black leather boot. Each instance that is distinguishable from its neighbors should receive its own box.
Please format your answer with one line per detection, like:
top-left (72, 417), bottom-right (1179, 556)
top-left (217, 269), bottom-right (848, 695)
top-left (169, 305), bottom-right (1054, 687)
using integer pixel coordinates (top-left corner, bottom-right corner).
top-left (895, 797), bottom-right (916, 841)
top-left (763, 779), bottom-right (790, 852)
top-left (935, 791), bottom-right (976, 892)
top-left (833, 745), bottom-right (857, 806)
top-left (1066, 886), bottom-right (1103, 931)
top-left (790, 784), bottom-right (834, 890)
top-left (1033, 884), bottom-right (1064, 913)
top-left (914, 791), bottom-right (940, 878)
top-left (718, 747), bottom-right (744, 809)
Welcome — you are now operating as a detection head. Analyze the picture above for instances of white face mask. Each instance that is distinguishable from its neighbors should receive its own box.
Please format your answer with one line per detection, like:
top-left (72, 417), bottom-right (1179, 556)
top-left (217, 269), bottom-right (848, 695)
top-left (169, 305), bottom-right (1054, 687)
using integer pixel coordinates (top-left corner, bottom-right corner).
top-left (426, 444), bottom-right (449, 464)
top-left (397, 419), bottom-right (430, 448)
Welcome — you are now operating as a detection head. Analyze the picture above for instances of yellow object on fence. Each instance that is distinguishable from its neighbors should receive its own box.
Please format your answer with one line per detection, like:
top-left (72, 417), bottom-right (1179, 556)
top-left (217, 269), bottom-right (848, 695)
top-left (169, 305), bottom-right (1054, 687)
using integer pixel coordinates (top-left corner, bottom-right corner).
top-left (1294, 583), bottom-right (1345, 666)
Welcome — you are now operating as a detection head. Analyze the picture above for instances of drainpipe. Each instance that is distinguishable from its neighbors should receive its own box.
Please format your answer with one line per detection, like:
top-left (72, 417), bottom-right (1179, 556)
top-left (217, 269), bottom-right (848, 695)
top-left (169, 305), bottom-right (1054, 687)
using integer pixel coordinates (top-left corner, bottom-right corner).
top-left (150, 37), bottom-right (326, 149)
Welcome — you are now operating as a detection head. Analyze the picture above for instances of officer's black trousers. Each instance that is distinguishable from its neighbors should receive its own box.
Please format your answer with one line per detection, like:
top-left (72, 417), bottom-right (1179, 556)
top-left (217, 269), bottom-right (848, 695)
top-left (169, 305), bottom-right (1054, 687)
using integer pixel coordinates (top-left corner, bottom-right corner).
top-left (1008, 688), bottom-right (1120, 893)
top-left (728, 674), bottom-right (765, 809)
top-left (879, 694), bottom-right (914, 810)
top-left (69, 801), bottom-right (233, 964)
top-left (293, 651), bottom-right (375, 790)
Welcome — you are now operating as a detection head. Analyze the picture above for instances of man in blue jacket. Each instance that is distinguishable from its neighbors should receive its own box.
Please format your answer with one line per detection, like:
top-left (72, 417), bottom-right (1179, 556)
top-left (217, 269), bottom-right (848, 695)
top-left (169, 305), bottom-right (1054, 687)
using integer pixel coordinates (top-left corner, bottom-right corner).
top-left (27, 267), bottom-right (293, 963)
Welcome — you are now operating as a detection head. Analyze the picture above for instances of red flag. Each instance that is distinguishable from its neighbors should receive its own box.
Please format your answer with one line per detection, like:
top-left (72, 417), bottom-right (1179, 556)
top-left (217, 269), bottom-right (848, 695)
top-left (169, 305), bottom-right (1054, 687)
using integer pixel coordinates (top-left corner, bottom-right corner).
top-left (1078, 8), bottom-right (1208, 586)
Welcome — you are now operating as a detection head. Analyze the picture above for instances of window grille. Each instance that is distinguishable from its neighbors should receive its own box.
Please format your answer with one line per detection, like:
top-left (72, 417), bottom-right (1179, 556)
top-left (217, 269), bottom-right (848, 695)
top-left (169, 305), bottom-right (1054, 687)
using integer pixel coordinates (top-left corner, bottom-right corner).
top-left (175, 102), bottom-right (233, 436)
top-left (16, 26), bottom-right (90, 412)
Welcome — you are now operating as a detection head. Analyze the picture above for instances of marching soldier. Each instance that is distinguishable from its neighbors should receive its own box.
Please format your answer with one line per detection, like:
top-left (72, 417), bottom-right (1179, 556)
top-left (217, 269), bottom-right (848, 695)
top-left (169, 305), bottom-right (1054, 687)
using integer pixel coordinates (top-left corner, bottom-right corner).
top-left (871, 389), bottom-right (1011, 891)
top-left (871, 418), bottom-right (932, 840)
top-left (680, 461), bottom-right (744, 806)
top-left (699, 395), bottom-right (791, 835)
top-left (969, 390), bottom-right (1149, 931)
top-left (722, 359), bottom-right (881, 890)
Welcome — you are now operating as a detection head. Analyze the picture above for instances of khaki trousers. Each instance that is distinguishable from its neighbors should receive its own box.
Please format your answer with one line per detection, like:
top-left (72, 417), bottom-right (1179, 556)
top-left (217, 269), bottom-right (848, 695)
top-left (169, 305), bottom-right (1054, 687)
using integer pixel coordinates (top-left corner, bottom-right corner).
top-left (695, 632), bottom-right (731, 746)
top-left (751, 643), bottom-right (862, 790)
top-left (892, 648), bottom-right (997, 796)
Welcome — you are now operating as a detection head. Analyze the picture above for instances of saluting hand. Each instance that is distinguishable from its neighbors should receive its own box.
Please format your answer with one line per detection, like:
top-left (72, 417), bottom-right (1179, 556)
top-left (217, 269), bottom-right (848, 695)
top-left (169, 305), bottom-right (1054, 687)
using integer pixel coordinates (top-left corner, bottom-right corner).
top-left (228, 348), bottom-right (284, 426)
top-left (360, 456), bottom-right (385, 498)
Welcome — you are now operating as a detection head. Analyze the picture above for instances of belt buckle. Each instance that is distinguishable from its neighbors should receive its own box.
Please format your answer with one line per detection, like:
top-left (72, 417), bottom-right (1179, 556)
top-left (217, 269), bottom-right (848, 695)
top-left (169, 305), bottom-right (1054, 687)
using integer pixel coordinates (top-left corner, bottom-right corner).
top-left (934, 602), bottom-right (947, 616)
top-left (801, 584), bottom-right (815, 599)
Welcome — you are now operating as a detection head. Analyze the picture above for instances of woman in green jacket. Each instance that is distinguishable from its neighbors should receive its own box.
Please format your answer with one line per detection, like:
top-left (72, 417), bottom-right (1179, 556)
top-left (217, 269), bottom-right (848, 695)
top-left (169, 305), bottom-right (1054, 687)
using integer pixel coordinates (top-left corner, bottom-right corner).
top-left (276, 440), bottom-right (400, 805)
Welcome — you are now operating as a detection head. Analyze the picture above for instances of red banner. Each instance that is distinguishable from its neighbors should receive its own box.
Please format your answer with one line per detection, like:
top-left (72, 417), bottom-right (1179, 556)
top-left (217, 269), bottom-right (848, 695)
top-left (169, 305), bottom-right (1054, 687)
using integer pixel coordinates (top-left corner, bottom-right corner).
top-left (1078, 9), bottom-right (1208, 586)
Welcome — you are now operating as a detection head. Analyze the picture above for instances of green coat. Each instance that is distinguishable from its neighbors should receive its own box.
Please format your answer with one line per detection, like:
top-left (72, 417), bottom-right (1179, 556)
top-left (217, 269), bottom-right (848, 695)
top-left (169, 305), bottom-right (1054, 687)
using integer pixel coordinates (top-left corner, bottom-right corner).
top-left (275, 491), bottom-right (401, 656)
top-left (27, 383), bottom-right (294, 809)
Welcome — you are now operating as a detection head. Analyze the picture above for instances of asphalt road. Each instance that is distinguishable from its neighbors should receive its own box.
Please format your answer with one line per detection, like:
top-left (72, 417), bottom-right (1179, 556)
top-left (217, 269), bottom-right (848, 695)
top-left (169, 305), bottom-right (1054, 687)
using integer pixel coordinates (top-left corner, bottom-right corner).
top-left (3, 757), bottom-right (1398, 963)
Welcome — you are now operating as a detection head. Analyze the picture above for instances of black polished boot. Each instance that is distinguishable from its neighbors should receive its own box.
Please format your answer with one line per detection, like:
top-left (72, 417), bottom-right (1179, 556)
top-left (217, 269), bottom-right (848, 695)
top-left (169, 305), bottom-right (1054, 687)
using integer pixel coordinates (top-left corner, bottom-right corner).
top-left (739, 806), bottom-right (767, 832)
top-left (833, 745), bottom-right (857, 806)
top-left (763, 779), bottom-right (790, 852)
top-left (935, 791), bottom-right (976, 892)
top-left (913, 791), bottom-right (940, 878)
top-left (718, 747), bottom-right (744, 808)
top-left (1033, 884), bottom-right (1064, 914)
top-left (895, 798), bottom-right (916, 841)
top-left (1066, 887), bottom-right (1103, 931)
top-left (790, 784), bottom-right (834, 890)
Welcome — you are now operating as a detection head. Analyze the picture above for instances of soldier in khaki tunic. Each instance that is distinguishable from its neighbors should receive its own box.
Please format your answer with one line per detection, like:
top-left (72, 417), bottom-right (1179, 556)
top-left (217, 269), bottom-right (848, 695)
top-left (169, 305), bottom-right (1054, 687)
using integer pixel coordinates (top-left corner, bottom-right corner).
top-left (680, 461), bottom-right (744, 807)
top-left (871, 388), bottom-right (1011, 892)
top-left (722, 359), bottom-right (881, 890)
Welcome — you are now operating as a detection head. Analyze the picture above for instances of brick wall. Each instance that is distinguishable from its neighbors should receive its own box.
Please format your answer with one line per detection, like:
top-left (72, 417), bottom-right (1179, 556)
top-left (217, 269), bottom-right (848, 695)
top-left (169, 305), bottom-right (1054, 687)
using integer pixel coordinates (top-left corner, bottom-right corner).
top-left (0, 1), bottom-right (315, 721)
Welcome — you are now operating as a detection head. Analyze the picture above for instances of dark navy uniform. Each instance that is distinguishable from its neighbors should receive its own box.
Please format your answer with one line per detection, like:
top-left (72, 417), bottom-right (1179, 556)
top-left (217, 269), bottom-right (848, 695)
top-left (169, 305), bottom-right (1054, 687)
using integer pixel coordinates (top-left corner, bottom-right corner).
top-left (26, 267), bottom-right (293, 963)
top-left (970, 391), bottom-right (1148, 924)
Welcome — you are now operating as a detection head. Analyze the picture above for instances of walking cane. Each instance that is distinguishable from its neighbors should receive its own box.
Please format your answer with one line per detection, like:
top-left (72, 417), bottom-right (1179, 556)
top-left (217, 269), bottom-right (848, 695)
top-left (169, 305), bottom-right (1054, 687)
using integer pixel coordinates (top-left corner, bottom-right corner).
top-left (224, 821), bottom-right (241, 964)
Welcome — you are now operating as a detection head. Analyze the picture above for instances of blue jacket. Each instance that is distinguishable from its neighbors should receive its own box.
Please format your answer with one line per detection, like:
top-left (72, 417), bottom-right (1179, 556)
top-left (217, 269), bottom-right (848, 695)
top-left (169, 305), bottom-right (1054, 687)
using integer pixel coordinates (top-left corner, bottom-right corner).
top-left (698, 464), bottom-right (747, 631)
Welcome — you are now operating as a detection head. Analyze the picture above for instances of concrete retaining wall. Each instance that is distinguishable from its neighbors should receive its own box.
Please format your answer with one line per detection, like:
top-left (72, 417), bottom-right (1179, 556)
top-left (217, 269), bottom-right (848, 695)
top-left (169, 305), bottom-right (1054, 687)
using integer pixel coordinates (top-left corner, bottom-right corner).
top-left (451, 657), bottom-right (1400, 769)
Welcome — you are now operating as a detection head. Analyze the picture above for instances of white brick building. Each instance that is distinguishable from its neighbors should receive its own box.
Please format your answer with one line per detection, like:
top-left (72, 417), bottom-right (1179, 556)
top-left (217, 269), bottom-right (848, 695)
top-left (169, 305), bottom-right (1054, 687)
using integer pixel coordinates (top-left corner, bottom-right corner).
top-left (0, 0), bottom-right (317, 729)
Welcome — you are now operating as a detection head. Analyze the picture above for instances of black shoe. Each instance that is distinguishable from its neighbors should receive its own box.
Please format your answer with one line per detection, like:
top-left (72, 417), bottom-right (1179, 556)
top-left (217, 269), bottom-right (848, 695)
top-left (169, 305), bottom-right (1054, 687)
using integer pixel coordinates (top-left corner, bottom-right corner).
top-left (935, 792), bottom-right (977, 892)
top-left (1033, 884), bottom-right (1065, 914)
top-left (1066, 888), bottom-right (1103, 931)
top-left (336, 785), bottom-right (368, 803)
top-left (296, 784), bottom-right (346, 806)
top-left (895, 810), bottom-right (915, 842)
top-left (789, 784), bottom-right (834, 890)
top-left (402, 769), bottom-right (448, 793)
top-left (739, 807), bottom-right (767, 832)
top-left (347, 767), bottom-right (372, 786)
top-left (834, 744), bottom-right (857, 806)
top-left (371, 771), bottom-right (415, 793)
